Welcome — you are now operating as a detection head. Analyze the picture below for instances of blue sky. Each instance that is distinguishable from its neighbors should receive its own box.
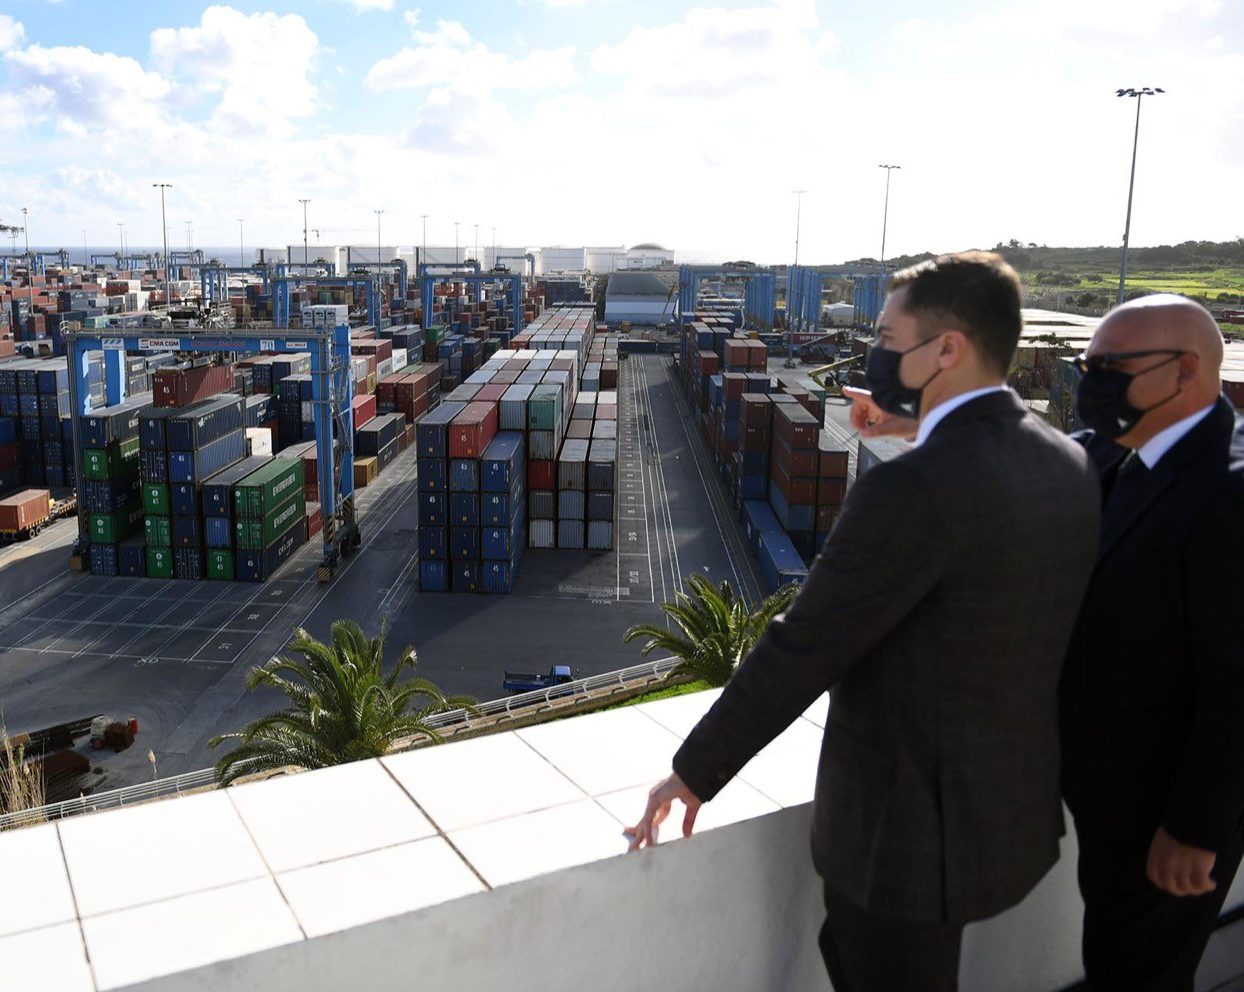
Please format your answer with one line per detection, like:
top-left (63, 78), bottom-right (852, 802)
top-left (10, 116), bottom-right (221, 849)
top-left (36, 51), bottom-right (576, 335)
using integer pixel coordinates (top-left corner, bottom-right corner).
top-left (1, 0), bottom-right (1241, 263)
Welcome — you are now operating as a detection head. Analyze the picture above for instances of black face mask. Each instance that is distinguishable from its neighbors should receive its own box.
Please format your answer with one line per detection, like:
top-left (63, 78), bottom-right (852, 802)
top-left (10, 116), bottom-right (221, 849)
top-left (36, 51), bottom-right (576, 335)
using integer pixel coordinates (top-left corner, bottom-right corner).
top-left (1075, 352), bottom-right (1182, 441)
top-left (864, 335), bottom-right (943, 418)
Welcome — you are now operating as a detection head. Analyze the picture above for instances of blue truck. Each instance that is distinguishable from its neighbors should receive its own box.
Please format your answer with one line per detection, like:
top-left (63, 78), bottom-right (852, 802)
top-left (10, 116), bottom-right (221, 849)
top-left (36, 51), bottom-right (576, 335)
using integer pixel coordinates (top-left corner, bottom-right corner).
top-left (502, 664), bottom-right (575, 694)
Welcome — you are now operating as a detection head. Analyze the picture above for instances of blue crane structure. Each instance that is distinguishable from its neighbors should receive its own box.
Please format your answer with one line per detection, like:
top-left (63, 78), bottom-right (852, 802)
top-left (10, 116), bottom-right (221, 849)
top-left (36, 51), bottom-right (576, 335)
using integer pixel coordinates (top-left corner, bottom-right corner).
top-left (343, 249), bottom-right (409, 299)
top-left (677, 266), bottom-right (777, 330)
top-left (199, 265), bottom-right (271, 306)
top-left (418, 261), bottom-right (525, 334)
top-left (89, 252), bottom-right (159, 272)
top-left (785, 266), bottom-right (888, 339)
top-left (167, 249), bottom-right (205, 269)
top-left (64, 324), bottom-right (359, 581)
top-left (495, 253), bottom-right (536, 279)
top-left (272, 271), bottom-right (381, 328)
top-left (0, 251), bottom-right (71, 279)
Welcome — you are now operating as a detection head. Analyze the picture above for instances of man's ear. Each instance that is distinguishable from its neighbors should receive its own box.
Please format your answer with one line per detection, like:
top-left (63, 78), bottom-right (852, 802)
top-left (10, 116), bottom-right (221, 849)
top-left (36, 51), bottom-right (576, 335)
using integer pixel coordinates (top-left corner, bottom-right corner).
top-left (1177, 351), bottom-right (1199, 386)
top-left (939, 330), bottom-right (969, 368)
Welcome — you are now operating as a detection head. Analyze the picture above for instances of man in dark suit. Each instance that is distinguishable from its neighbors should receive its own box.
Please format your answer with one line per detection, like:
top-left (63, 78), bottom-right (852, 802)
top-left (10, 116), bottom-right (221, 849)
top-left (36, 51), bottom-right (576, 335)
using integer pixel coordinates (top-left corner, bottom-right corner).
top-left (1061, 294), bottom-right (1244, 992)
top-left (626, 252), bottom-right (1102, 991)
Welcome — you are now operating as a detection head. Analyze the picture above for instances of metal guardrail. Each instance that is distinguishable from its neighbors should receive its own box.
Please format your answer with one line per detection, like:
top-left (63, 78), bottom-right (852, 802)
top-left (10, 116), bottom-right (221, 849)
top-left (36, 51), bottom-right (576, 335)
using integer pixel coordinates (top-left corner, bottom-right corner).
top-left (0, 656), bottom-right (682, 830)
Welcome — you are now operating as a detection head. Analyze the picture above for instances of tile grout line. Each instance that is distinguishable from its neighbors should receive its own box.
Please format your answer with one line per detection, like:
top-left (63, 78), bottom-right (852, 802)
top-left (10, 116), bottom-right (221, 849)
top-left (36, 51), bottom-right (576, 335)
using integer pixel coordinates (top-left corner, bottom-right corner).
top-left (221, 789), bottom-right (309, 940)
top-left (375, 759), bottom-right (493, 893)
top-left (53, 821), bottom-right (101, 992)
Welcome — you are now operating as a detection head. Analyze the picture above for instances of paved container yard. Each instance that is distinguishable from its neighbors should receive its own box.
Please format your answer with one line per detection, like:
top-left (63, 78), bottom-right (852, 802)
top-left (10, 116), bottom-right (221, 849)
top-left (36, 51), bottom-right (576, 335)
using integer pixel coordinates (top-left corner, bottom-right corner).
top-left (0, 354), bottom-right (762, 788)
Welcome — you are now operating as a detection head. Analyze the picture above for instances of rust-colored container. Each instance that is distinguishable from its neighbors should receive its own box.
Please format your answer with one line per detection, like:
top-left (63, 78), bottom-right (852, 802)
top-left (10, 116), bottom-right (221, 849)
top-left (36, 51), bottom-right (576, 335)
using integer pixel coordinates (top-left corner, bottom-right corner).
top-left (352, 393), bottom-right (377, 428)
top-left (448, 401), bottom-right (499, 459)
top-left (153, 363), bottom-right (234, 408)
top-left (0, 489), bottom-right (51, 532)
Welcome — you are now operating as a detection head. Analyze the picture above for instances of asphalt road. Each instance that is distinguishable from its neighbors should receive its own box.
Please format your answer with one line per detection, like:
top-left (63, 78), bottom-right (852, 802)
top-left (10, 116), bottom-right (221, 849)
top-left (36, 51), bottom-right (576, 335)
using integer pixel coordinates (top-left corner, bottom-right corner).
top-left (0, 354), bottom-right (764, 790)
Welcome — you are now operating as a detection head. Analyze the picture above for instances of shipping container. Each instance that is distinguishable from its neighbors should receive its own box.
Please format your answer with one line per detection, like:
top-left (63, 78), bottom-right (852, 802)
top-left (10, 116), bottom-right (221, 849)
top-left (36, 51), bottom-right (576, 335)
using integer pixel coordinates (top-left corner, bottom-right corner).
top-left (82, 436), bottom-right (140, 481)
top-left (166, 395), bottom-right (245, 451)
top-left (88, 502), bottom-right (143, 544)
top-left (480, 433), bottom-right (525, 493)
top-left (416, 401), bottom-right (468, 459)
top-left (587, 520), bottom-right (613, 550)
top-left (146, 545), bottom-right (174, 579)
top-left (235, 518), bottom-right (306, 582)
top-left (448, 402), bottom-right (499, 459)
top-left (202, 455), bottom-right (272, 517)
top-left (234, 458), bottom-right (305, 519)
top-left (144, 515), bottom-right (173, 548)
top-left (206, 548), bottom-right (234, 581)
top-left (80, 394), bottom-right (152, 449)
top-left (0, 489), bottom-right (50, 534)
top-left (235, 493), bottom-right (305, 550)
top-left (153, 363), bottom-right (233, 408)
top-left (419, 559), bottom-right (448, 592)
top-left (168, 430), bottom-right (247, 484)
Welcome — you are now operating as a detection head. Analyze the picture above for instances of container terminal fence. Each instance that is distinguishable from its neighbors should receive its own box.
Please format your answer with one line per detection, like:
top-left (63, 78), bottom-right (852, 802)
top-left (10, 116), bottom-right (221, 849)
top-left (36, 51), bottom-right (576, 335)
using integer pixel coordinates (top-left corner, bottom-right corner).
top-left (0, 655), bottom-right (680, 831)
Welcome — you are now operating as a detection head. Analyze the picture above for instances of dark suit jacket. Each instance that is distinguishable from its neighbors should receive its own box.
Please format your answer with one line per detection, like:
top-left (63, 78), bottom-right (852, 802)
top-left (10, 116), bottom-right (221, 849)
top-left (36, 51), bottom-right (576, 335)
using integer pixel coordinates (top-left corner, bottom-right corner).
top-left (673, 391), bottom-right (1101, 924)
top-left (1061, 396), bottom-right (1244, 854)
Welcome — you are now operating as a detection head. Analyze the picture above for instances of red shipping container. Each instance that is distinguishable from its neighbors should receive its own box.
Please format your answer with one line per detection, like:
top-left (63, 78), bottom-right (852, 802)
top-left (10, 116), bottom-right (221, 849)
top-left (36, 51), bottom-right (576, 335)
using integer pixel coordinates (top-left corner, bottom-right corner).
top-left (818, 477), bottom-right (847, 506)
top-left (377, 373), bottom-right (408, 407)
top-left (740, 393), bottom-right (772, 428)
top-left (352, 339), bottom-right (393, 363)
top-left (817, 440), bottom-right (849, 478)
top-left (724, 339), bottom-right (749, 368)
top-left (0, 489), bottom-right (50, 532)
top-left (770, 462), bottom-right (817, 505)
top-left (352, 393), bottom-right (377, 428)
top-left (815, 504), bottom-right (837, 532)
top-left (771, 434), bottom-right (819, 477)
top-left (475, 383), bottom-right (508, 403)
top-left (492, 370), bottom-right (519, 385)
top-left (773, 403), bottom-right (819, 449)
top-left (448, 401), bottom-right (498, 458)
top-left (305, 503), bottom-right (323, 539)
top-left (528, 459), bottom-right (556, 489)
top-left (722, 373), bottom-right (747, 399)
top-left (596, 404), bottom-right (617, 421)
top-left (304, 482), bottom-right (319, 503)
top-left (302, 450), bottom-right (318, 484)
top-left (747, 340), bottom-right (769, 370)
top-left (0, 444), bottom-right (16, 471)
top-left (153, 364), bottom-right (234, 408)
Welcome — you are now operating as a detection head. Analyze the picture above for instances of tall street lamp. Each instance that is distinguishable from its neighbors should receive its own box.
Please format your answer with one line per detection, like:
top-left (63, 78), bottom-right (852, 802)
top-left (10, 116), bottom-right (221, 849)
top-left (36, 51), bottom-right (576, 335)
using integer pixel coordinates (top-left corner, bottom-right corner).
top-left (792, 190), bottom-right (805, 266)
top-left (117, 222), bottom-right (125, 257)
top-left (375, 208), bottom-right (384, 267)
top-left (1116, 86), bottom-right (1164, 305)
top-left (21, 207), bottom-right (29, 254)
top-left (454, 221), bottom-right (460, 265)
top-left (152, 183), bottom-right (172, 306)
top-left (238, 218), bottom-right (245, 267)
top-left (878, 164), bottom-right (901, 267)
top-left (420, 214), bottom-right (428, 269)
top-left (299, 198), bottom-right (311, 269)
top-left (473, 223), bottom-right (479, 263)
top-left (82, 229), bottom-right (88, 267)
top-left (185, 220), bottom-right (193, 252)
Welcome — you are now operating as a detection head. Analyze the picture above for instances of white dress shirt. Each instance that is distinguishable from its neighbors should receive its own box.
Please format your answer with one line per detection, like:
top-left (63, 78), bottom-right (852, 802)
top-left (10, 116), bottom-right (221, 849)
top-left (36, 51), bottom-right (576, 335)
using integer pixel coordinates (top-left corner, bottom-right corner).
top-left (1135, 403), bottom-right (1216, 469)
top-left (914, 385), bottom-right (1009, 447)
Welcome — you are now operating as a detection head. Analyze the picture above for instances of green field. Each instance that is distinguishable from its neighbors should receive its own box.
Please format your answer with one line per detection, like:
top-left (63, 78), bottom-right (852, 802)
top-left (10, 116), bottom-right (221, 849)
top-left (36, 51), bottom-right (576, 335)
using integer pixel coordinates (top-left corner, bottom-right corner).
top-left (1035, 267), bottom-right (1242, 300)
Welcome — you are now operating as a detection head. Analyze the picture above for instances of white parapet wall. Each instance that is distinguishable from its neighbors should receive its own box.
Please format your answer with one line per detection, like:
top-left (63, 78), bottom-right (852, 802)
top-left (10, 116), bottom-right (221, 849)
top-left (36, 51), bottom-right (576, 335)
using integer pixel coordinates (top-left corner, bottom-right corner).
top-left (0, 689), bottom-right (1240, 992)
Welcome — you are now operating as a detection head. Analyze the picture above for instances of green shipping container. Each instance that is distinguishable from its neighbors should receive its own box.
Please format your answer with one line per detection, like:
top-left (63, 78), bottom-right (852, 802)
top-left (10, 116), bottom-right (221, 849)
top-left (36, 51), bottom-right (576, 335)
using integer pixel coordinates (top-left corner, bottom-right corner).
top-left (206, 549), bottom-right (234, 580)
top-left (88, 502), bottom-right (144, 544)
top-left (82, 437), bottom-right (140, 481)
top-left (425, 324), bottom-right (447, 344)
top-left (527, 384), bottom-right (563, 431)
top-left (146, 546), bottom-right (174, 578)
top-left (141, 483), bottom-right (170, 516)
top-left (235, 492), bottom-right (305, 549)
top-left (144, 514), bottom-right (172, 548)
top-left (234, 458), bottom-right (304, 519)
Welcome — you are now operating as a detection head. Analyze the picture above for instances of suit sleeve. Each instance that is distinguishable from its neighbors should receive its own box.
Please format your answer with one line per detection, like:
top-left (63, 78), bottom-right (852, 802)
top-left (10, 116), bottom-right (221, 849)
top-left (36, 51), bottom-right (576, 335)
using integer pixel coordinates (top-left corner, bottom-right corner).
top-left (1162, 480), bottom-right (1244, 851)
top-left (673, 459), bottom-right (948, 802)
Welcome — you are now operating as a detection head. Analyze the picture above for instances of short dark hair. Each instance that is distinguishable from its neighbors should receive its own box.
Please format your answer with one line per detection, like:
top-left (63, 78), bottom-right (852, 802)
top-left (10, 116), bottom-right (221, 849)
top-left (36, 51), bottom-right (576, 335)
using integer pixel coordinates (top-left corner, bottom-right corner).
top-left (887, 251), bottom-right (1023, 375)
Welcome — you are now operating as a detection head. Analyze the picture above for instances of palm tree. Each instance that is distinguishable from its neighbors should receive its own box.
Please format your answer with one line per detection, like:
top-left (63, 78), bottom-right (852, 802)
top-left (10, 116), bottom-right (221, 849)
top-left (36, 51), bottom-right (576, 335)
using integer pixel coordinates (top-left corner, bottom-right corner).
top-left (623, 576), bottom-right (800, 688)
top-left (209, 620), bottom-right (480, 786)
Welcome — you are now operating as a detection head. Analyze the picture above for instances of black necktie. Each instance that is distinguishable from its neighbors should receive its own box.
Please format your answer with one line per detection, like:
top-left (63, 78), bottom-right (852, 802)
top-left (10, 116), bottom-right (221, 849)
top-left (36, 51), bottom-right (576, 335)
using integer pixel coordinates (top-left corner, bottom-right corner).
top-left (1107, 451), bottom-right (1149, 513)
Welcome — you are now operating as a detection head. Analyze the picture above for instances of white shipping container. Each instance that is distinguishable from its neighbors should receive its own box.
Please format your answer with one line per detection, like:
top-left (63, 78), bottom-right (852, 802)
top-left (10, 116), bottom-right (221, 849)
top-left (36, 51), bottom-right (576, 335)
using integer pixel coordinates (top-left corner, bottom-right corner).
top-left (246, 427), bottom-right (273, 456)
top-left (529, 519), bottom-right (555, 548)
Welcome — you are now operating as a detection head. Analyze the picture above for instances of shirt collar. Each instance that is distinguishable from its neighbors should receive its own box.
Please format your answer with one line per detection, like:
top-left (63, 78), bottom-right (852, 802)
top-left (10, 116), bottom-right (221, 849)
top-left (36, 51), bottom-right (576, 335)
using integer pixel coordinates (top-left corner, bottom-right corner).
top-left (914, 385), bottom-right (1009, 447)
top-left (1135, 403), bottom-right (1216, 469)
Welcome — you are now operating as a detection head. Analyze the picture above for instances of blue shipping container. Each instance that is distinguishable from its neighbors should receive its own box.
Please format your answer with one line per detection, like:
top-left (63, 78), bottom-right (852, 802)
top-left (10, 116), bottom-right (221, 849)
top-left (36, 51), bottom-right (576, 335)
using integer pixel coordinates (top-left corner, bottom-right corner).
top-left (480, 559), bottom-right (519, 594)
top-left (481, 432), bottom-right (525, 493)
top-left (170, 483), bottom-right (199, 517)
top-left (757, 529), bottom-right (808, 594)
top-left (449, 458), bottom-right (479, 492)
top-left (418, 526), bottom-right (446, 559)
top-left (450, 525), bottom-right (480, 560)
top-left (449, 492), bottom-right (479, 527)
top-left (418, 492), bottom-right (447, 527)
top-left (482, 514), bottom-right (524, 561)
top-left (768, 487), bottom-right (815, 533)
top-left (204, 516), bottom-right (233, 548)
top-left (419, 559), bottom-right (448, 592)
top-left (452, 559), bottom-right (480, 593)
top-left (415, 402), bottom-right (468, 459)
top-left (202, 455), bottom-right (272, 517)
top-left (166, 395), bottom-right (245, 451)
top-left (236, 519), bottom-right (306, 582)
top-left (168, 430), bottom-right (246, 484)
top-left (418, 457), bottom-right (447, 493)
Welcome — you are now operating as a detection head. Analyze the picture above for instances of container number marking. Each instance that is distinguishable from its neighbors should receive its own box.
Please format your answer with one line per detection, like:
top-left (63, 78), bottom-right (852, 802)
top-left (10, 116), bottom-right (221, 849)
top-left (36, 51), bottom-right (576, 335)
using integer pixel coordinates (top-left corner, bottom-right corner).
top-left (260, 339), bottom-right (276, 351)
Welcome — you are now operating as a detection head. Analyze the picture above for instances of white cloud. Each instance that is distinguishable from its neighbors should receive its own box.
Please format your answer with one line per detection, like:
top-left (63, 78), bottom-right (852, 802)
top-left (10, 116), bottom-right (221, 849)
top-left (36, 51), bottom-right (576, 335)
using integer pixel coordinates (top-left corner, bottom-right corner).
top-left (3, 44), bottom-right (173, 136)
top-left (342, 0), bottom-right (395, 10)
top-left (0, 14), bottom-right (25, 51)
top-left (150, 6), bottom-right (320, 137)
top-left (367, 19), bottom-right (577, 94)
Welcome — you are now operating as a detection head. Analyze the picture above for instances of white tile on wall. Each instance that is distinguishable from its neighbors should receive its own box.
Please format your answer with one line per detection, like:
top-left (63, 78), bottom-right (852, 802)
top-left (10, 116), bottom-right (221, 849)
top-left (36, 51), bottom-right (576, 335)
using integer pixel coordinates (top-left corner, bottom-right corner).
top-left (449, 799), bottom-right (632, 889)
top-left (58, 791), bottom-right (268, 918)
top-left (0, 823), bottom-right (76, 937)
top-left (594, 777), bottom-right (781, 838)
top-left (228, 760), bottom-right (435, 873)
top-left (516, 707), bottom-right (683, 797)
top-left (0, 922), bottom-right (94, 992)
top-left (382, 733), bottom-right (587, 831)
top-left (81, 878), bottom-right (303, 991)
top-left (277, 837), bottom-right (485, 939)
top-left (631, 687), bottom-right (724, 739)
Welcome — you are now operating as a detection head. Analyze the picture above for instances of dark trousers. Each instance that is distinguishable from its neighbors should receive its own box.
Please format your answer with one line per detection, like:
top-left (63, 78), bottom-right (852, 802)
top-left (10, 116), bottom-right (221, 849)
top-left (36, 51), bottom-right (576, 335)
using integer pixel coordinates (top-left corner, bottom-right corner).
top-left (818, 883), bottom-right (963, 992)
top-left (1075, 819), bottom-right (1243, 992)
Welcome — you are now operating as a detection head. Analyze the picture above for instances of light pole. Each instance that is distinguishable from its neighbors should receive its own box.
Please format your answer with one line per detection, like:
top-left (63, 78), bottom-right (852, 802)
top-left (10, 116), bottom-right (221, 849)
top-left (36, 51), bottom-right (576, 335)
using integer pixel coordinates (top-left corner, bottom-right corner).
top-left (299, 198), bottom-right (310, 269)
top-left (21, 207), bottom-right (29, 254)
top-left (791, 190), bottom-right (805, 266)
top-left (878, 164), bottom-right (901, 268)
top-left (117, 222), bottom-right (125, 257)
top-left (491, 226), bottom-right (496, 267)
top-left (420, 214), bottom-right (428, 269)
top-left (82, 229), bottom-right (88, 267)
top-left (153, 183), bottom-right (172, 306)
top-left (375, 208), bottom-right (384, 266)
top-left (238, 218), bottom-right (245, 267)
top-left (185, 220), bottom-right (193, 252)
top-left (454, 221), bottom-right (460, 265)
top-left (1116, 86), bottom-right (1164, 305)
top-left (473, 223), bottom-right (479, 263)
